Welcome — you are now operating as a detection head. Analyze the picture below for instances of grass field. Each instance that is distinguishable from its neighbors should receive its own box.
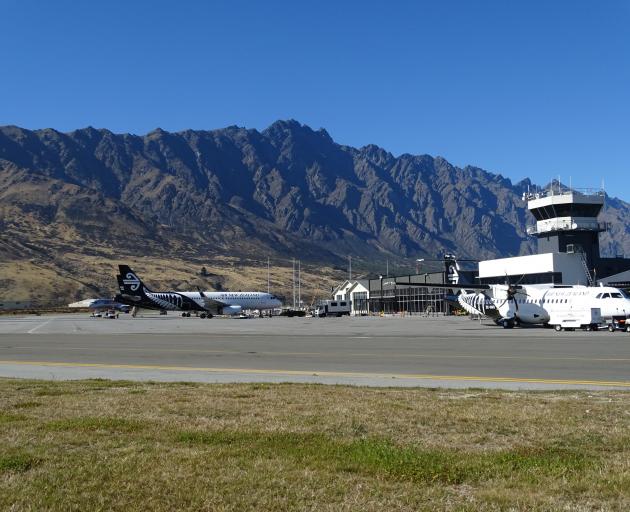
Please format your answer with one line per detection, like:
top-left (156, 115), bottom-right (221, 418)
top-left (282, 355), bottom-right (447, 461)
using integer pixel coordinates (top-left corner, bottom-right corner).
top-left (1, 379), bottom-right (629, 511)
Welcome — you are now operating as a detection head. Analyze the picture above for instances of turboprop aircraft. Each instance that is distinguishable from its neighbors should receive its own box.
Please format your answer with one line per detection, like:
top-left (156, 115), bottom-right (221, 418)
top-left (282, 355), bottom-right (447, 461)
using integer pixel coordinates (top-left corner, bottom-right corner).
top-left (416, 281), bottom-right (630, 329)
top-left (115, 265), bottom-right (282, 317)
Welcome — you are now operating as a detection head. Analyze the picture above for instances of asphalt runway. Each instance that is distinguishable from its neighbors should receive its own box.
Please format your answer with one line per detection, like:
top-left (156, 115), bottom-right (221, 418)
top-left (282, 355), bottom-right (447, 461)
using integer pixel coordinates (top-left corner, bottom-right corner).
top-left (0, 313), bottom-right (629, 389)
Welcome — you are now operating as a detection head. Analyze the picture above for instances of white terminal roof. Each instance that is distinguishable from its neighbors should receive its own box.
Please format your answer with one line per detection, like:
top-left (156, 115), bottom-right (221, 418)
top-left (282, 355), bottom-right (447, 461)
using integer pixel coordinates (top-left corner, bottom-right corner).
top-left (478, 253), bottom-right (589, 285)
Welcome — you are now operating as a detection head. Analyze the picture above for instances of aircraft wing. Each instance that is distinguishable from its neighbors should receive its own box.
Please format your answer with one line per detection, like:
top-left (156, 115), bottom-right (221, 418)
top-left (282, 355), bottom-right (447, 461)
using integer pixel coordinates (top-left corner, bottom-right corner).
top-left (199, 297), bottom-right (226, 308)
top-left (196, 295), bottom-right (232, 315)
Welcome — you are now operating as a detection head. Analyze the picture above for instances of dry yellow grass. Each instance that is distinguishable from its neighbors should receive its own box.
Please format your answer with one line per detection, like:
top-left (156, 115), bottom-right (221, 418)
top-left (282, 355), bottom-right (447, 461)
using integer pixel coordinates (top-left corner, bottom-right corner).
top-left (0, 253), bottom-right (342, 307)
top-left (1, 379), bottom-right (629, 511)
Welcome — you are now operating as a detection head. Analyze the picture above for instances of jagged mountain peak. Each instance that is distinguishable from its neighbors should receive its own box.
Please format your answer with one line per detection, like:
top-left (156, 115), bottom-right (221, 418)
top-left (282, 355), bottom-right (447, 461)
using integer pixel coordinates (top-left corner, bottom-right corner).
top-left (1, 120), bottom-right (629, 273)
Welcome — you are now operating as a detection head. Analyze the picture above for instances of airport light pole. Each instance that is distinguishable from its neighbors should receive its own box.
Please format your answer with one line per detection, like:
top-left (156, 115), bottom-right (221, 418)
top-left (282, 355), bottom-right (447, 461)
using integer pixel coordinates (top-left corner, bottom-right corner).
top-left (348, 255), bottom-right (352, 281)
top-left (379, 275), bottom-right (383, 314)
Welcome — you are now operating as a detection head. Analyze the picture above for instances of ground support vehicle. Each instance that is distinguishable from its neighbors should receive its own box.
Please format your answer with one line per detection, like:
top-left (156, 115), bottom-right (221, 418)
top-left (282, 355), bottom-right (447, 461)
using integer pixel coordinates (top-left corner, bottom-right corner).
top-left (315, 300), bottom-right (351, 317)
top-left (607, 315), bottom-right (630, 332)
top-left (549, 307), bottom-right (602, 332)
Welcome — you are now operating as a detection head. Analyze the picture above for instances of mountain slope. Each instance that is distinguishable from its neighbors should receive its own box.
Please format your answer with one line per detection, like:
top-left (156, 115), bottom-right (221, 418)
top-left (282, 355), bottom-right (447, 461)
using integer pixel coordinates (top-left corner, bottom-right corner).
top-left (1, 120), bottom-right (629, 304)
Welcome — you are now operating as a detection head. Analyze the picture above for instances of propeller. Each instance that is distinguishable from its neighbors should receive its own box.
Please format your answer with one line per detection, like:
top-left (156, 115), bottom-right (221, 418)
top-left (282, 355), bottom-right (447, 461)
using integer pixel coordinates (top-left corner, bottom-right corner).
top-left (496, 274), bottom-right (529, 314)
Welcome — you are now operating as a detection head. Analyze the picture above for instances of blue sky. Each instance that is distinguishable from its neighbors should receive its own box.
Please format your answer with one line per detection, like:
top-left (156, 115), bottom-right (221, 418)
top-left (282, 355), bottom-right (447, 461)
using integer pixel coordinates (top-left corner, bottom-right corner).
top-left (1, 0), bottom-right (629, 199)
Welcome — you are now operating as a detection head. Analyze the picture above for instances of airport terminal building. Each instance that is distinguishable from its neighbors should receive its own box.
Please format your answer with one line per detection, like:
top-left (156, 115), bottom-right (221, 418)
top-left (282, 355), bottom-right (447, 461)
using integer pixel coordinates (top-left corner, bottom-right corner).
top-left (331, 185), bottom-right (630, 315)
top-left (332, 261), bottom-right (463, 316)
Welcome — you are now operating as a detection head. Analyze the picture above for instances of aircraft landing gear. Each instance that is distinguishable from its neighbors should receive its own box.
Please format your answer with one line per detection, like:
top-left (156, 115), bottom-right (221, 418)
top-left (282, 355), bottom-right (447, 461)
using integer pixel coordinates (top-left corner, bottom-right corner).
top-left (502, 319), bottom-right (514, 329)
top-left (181, 312), bottom-right (191, 318)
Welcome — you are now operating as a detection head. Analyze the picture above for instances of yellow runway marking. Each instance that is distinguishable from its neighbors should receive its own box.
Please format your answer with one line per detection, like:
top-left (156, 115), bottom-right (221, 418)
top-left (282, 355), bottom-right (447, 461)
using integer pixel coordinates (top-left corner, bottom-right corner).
top-left (0, 359), bottom-right (629, 387)
top-left (4, 346), bottom-right (630, 363)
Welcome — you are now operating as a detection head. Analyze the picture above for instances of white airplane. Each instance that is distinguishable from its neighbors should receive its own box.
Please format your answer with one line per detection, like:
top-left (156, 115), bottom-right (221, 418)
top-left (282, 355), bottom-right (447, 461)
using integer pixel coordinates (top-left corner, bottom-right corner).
top-left (115, 265), bottom-right (282, 317)
top-left (68, 298), bottom-right (130, 314)
top-left (452, 282), bottom-right (630, 329)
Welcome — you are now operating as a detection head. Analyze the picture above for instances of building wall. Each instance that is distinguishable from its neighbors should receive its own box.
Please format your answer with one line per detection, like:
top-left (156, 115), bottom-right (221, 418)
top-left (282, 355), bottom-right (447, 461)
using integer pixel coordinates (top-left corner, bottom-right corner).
top-left (367, 272), bottom-right (448, 315)
top-left (0, 300), bottom-right (34, 310)
top-left (478, 252), bottom-right (590, 285)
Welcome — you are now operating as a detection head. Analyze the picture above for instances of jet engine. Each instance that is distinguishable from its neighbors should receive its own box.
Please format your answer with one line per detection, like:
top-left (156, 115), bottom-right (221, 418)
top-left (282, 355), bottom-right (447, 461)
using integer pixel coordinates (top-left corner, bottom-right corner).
top-left (221, 305), bottom-right (243, 316)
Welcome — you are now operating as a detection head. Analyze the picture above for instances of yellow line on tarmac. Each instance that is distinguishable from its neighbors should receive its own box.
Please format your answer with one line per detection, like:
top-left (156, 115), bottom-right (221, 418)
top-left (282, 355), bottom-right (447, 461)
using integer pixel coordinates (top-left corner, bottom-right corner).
top-left (7, 346), bottom-right (630, 363)
top-left (0, 359), bottom-right (629, 387)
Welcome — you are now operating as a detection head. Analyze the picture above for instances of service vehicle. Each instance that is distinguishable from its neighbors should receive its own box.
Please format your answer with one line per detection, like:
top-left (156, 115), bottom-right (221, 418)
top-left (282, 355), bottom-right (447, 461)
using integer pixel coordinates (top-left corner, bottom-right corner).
top-left (548, 307), bottom-right (602, 331)
top-left (315, 299), bottom-right (351, 317)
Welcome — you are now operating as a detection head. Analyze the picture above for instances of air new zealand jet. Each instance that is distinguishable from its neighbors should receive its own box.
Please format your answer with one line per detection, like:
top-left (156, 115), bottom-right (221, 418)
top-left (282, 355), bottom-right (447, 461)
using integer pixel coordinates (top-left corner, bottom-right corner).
top-left (115, 265), bottom-right (282, 317)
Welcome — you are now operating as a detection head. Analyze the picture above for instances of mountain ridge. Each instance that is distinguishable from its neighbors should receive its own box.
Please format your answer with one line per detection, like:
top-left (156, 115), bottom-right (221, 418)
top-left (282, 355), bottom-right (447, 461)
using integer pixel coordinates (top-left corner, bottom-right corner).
top-left (1, 120), bottom-right (630, 303)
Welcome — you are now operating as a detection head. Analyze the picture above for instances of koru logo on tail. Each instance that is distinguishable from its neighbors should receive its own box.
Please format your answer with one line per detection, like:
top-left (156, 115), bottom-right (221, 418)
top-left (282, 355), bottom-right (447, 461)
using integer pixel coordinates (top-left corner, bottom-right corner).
top-left (123, 272), bottom-right (141, 291)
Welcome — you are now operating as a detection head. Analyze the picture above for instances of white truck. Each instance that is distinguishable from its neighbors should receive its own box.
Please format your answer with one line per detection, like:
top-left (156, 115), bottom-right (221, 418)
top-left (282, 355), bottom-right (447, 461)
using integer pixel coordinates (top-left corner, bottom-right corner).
top-left (315, 299), bottom-right (351, 317)
top-left (548, 307), bottom-right (602, 331)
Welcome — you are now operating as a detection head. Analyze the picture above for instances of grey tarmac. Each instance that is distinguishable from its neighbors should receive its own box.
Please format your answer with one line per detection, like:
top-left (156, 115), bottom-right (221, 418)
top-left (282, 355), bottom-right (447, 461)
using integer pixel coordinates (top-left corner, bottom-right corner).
top-left (0, 313), bottom-right (629, 389)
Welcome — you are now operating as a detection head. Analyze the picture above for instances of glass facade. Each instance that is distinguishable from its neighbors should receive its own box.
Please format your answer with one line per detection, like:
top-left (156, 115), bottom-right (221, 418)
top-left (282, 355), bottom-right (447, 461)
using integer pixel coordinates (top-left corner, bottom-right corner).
top-left (352, 291), bottom-right (369, 315)
top-left (367, 272), bottom-right (449, 315)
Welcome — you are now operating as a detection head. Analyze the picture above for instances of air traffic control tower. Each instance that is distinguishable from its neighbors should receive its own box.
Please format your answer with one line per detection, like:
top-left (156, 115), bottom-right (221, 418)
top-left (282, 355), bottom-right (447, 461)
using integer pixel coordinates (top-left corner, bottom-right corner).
top-left (525, 187), bottom-right (607, 273)
top-left (478, 185), bottom-right (630, 286)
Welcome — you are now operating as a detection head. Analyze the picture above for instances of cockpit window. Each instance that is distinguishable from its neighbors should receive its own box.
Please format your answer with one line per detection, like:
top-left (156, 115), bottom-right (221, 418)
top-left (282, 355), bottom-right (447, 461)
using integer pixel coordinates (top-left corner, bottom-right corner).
top-left (611, 293), bottom-right (623, 298)
top-left (596, 293), bottom-right (602, 299)
top-left (602, 293), bottom-right (611, 299)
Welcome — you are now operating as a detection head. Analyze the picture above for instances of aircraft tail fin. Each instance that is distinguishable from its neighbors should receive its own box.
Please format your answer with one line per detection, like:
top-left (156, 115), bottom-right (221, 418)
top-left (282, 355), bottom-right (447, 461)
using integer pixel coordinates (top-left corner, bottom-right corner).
top-left (117, 265), bottom-right (151, 295)
top-left (444, 254), bottom-right (461, 285)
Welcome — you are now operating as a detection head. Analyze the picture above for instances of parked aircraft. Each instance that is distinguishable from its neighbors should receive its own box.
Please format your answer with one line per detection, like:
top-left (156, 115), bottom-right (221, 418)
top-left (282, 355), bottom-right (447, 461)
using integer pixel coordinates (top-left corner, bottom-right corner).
top-left (91, 299), bottom-right (130, 313)
top-left (437, 282), bottom-right (630, 329)
top-left (115, 265), bottom-right (282, 317)
top-left (68, 298), bottom-right (130, 313)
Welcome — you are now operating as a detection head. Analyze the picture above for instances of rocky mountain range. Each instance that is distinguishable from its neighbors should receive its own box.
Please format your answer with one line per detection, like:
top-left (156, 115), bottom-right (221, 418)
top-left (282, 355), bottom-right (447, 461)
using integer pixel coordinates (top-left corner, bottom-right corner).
top-left (1, 120), bottom-right (630, 303)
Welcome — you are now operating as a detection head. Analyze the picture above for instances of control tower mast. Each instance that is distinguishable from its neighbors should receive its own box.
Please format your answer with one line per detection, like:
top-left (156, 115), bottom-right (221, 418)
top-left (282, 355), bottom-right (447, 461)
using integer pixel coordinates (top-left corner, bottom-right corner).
top-left (524, 185), bottom-right (608, 272)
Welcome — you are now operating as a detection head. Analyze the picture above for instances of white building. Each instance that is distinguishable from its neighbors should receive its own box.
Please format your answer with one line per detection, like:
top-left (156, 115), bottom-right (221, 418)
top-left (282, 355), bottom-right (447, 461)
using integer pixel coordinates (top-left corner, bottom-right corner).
top-left (331, 280), bottom-right (370, 316)
top-left (478, 252), bottom-right (590, 285)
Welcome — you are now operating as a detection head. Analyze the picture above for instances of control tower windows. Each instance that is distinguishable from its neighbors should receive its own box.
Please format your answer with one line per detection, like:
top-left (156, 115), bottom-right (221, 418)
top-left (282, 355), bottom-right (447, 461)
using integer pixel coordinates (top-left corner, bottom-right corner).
top-left (530, 203), bottom-right (602, 221)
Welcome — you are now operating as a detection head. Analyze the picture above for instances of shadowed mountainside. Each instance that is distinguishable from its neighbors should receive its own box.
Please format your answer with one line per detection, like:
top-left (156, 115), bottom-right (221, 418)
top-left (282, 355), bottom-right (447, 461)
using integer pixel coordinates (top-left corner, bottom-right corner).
top-left (1, 120), bottom-right (629, 304)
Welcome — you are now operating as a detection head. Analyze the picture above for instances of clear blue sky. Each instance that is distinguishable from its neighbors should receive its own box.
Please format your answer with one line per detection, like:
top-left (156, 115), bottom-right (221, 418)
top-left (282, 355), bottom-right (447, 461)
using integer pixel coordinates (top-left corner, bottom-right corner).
top-left (1, 0), bottom-right (629, 199)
